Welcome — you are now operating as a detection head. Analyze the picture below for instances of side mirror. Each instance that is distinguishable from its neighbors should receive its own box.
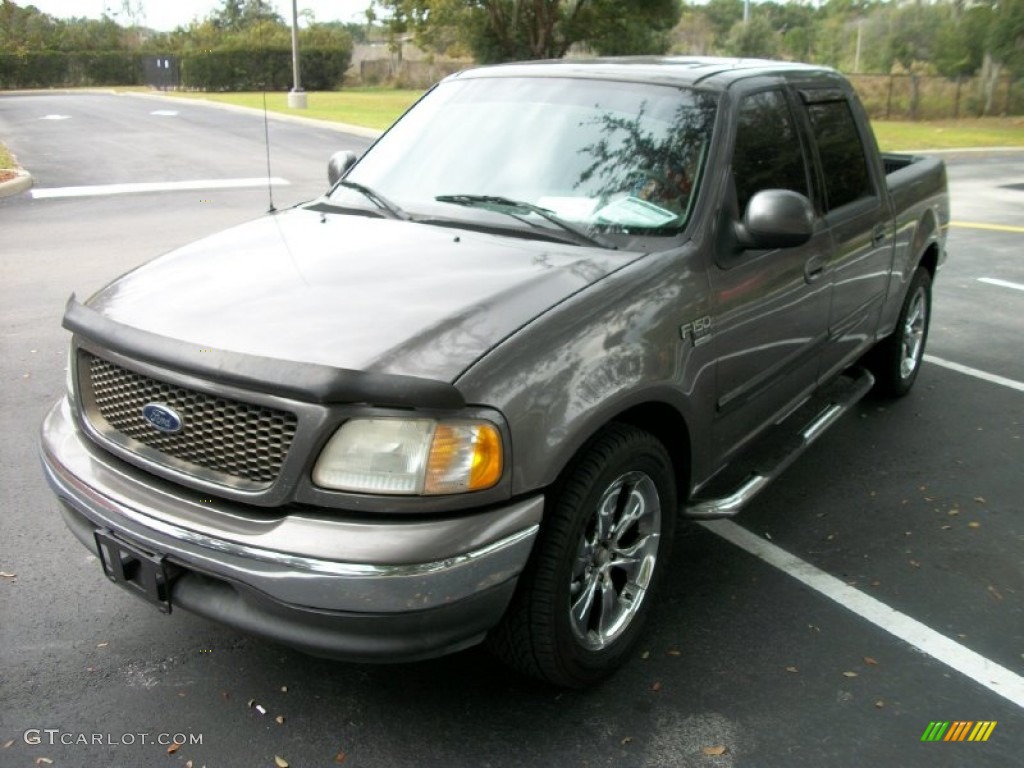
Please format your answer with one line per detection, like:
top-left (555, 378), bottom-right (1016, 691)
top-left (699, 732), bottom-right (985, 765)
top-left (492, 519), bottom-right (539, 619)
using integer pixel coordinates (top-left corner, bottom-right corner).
top-left (327, 150), bottom-right (358, 187)
top-left (735, 189), bottom-right (814, 250)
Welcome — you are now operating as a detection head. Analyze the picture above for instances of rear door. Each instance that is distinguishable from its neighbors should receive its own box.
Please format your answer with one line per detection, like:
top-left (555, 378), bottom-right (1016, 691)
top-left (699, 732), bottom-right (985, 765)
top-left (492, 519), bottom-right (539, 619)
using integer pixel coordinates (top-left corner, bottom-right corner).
top-left (798, 89), bottom-right (895, 380)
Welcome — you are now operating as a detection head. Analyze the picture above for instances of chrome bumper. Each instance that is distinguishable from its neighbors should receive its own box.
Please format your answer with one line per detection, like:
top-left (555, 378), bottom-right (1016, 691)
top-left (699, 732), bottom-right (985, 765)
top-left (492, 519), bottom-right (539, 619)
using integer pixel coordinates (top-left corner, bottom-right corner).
top-left (40, 398), bottom-right (543, 660)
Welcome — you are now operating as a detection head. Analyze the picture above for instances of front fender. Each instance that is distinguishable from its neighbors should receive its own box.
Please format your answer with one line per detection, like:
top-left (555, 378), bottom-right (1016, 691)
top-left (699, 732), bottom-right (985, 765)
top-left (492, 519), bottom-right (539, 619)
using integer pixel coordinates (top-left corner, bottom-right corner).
top-left (456, 245), bottom-right (717, 497)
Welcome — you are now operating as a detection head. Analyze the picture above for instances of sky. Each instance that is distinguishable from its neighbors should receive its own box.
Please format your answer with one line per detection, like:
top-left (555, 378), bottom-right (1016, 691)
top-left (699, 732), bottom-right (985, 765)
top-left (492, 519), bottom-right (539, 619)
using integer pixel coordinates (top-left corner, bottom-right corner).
top-left (20, 1), bottom-right (374, 31)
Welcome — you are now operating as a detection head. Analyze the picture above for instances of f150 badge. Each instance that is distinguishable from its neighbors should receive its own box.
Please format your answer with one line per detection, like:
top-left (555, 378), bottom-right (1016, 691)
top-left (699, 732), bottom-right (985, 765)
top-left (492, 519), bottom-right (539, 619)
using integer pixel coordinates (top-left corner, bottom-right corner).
top-left (680, 316), bottom-right (712, 346)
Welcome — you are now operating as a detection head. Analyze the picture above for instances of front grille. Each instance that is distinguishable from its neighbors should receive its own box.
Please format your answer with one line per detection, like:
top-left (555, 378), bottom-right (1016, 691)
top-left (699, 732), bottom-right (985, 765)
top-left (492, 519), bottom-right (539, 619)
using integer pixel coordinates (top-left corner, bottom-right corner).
top-left (81, 352), bottom-right (298, 488)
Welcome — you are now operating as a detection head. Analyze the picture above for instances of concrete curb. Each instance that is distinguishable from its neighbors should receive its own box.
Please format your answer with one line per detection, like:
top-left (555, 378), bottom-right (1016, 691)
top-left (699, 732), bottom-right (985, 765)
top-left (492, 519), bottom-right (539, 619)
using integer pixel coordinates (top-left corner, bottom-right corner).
top-left (0, 169), bottom-right (33, 199)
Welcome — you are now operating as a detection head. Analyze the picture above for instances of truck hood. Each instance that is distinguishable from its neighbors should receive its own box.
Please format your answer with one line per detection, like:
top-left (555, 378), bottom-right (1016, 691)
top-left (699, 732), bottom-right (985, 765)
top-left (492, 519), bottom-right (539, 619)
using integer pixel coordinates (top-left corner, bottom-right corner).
top-left (86, 208), bottom-right (637, 381)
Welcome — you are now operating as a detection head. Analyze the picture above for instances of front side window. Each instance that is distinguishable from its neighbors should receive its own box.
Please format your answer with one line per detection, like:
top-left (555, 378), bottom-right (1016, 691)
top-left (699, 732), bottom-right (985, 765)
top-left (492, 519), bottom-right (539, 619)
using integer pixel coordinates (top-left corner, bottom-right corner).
top-left (732, 90), bottom-right (810, 214)
top-left (330, 77), bottom-right (718, 237)
top-left (807, 99), bottom-right (874, 211)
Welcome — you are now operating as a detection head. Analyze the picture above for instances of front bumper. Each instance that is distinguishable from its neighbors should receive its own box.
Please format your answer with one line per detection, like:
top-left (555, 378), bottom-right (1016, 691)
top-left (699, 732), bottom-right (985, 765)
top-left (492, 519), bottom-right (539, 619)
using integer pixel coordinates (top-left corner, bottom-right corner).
top-left (40, 398), bottom-right (543, 662)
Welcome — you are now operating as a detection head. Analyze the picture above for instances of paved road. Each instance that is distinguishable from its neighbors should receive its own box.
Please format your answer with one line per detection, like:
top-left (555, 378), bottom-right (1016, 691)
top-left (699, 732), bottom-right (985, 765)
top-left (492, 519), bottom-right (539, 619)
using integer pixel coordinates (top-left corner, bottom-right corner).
top-left (1, 92), bottom-right (1021, 768)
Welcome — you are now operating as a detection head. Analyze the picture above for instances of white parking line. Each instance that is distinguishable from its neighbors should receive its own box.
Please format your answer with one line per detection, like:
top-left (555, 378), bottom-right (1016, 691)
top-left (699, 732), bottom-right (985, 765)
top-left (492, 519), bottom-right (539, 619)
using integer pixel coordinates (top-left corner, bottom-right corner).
top-left (978, 277), bottom-right (1024, 293)
top-left (924, 355), bottom-right (1024, 393)
top-left (701, 519), bottom-right (1024, 710)
top-left (32, 177), bottom-right (290, 199)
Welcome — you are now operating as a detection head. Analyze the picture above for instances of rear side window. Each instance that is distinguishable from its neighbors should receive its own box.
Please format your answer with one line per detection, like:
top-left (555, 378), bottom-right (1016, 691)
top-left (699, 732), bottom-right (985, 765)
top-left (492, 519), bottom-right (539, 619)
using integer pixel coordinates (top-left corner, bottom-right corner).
top-left (807, 100), bottom-right (874, 211)
top-left (733, 90), bottom-right (809, 214)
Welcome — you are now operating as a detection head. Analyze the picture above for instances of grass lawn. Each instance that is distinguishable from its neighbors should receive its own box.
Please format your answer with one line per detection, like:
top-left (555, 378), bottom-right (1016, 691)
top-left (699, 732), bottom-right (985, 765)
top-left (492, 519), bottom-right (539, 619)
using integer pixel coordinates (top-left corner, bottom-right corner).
top-left (146, 88), bottom-right (424, 131)
top-left (0, 140), bottom-right (18, 183)
top-left (871, 117), bottom-right (1024, 151)
top-left (0, 140), bottom-right (16, 168)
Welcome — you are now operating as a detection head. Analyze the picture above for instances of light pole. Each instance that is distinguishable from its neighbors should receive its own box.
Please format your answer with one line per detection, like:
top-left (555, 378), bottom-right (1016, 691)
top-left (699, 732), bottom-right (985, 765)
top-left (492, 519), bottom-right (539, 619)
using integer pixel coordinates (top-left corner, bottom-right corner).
top-left (287, 0), bottom-right (307, 109)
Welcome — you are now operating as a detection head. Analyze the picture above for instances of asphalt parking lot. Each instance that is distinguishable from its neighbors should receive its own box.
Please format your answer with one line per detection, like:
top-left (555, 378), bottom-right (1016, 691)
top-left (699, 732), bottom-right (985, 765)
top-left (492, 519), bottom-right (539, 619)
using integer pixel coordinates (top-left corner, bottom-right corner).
top-left (0, 92), bottom-right (1021, 768)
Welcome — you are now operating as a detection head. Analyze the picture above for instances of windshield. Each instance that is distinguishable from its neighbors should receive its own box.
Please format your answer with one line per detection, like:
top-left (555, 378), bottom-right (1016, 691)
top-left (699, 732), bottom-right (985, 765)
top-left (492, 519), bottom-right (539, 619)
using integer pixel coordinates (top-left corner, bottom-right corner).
top-left (329, 76), bottom-right (718, 239)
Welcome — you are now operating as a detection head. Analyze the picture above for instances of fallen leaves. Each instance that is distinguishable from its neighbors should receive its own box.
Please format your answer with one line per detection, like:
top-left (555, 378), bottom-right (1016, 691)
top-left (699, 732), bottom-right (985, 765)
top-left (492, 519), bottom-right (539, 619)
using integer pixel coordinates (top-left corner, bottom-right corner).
top-left (167, 742), bottom-right (181, 755)
top-left (274, 756), bottom-right (289, 768)
top-left (334, 750), bottom-right (348, 764)
top-left (0, 571), bottom-right (16, 580)
top-left (275, 715), bottom-right (286, 725)
top-left (651, 681), bottom-right (662, 692)
top-left (785, 666), bottom-right (799, 673)
top-left (968, 521), bottom-right (981, 529)
top-left (621, 736), bottom-right (633, 746)
top-left (96, 642), bottom-right (108, 648)
top-left (988, 585), bottom-right (1003, 601)
top-left (864, 656), bottom-right (879, 666)
top-left (875, 700), bottom-right (885, 709)
top-left (34, 759), bottom-right (53, 766)
top-left (702, 745), bottom-right (728, 756)
top-left (280, 685), bottom-right (288, 693)
top-left (842, 671), bottom-right (859, 678)
top-left (1, 739), bottom-right (13, 749)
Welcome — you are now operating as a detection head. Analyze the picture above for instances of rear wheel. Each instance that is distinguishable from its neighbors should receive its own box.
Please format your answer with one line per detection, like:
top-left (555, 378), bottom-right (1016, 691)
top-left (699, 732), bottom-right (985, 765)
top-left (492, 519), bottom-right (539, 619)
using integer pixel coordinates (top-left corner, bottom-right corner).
top-left (869, 267), bottom-right (932, 397)
top-left (488, 424), bottom-right (676, 687)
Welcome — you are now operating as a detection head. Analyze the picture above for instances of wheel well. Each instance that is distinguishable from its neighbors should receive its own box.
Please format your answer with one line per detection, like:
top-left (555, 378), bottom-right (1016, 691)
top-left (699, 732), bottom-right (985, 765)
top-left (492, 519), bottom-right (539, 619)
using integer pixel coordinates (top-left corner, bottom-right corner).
top-left (610, 403), bottom-right (692, 502)
top-left (918, 243), bottom-right (939, 279)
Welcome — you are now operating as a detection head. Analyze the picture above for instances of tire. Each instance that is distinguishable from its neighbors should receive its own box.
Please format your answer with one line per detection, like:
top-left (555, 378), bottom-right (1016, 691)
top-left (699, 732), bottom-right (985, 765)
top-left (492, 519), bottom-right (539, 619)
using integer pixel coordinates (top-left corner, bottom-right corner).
top-left (487, 423), bottom-right (677, 687)
top-left (869, 267), bottom-right (932, 398)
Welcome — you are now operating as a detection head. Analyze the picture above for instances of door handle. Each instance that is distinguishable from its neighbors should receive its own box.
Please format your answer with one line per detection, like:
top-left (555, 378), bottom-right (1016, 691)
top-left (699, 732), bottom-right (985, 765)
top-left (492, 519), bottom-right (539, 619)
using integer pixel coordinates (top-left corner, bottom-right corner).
top-left (804, 255), bottom-right (825, 282)
top-left (871, 224), bottom-right (887, 247)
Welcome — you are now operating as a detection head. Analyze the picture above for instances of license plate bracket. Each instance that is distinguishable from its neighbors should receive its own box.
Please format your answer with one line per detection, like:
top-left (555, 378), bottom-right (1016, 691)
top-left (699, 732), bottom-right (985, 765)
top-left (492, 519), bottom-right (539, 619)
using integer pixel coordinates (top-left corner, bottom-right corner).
top-left (94, 530), bottom-right (176, 613)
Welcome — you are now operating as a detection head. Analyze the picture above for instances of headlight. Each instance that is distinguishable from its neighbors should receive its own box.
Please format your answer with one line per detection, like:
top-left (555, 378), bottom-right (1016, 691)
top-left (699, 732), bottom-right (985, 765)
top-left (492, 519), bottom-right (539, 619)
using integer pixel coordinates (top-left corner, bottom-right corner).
top-left (312, 418), bottom-right (503, 495)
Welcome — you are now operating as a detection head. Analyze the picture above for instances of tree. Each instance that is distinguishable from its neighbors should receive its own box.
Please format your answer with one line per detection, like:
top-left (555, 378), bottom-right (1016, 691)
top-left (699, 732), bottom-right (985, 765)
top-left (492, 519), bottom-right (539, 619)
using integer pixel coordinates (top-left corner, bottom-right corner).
top-left (211, 0), bottom-right (282, 32)
top-left (371, 0), bottom-right (681, 63)
top-left (724, 16), bottom-right (779, 59)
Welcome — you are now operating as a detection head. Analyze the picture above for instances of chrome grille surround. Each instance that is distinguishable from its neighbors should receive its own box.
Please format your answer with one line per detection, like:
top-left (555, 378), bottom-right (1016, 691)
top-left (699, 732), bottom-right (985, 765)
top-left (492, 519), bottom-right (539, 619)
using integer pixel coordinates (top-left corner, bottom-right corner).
top-left (78, 351), bottom-right (298, 490)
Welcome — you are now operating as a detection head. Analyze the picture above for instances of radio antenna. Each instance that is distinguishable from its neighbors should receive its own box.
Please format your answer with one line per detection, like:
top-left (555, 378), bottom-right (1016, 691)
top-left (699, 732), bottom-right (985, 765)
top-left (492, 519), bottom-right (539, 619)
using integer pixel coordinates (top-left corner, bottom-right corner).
top-left (260, 21), bottom-right (276, 214)
top-left (262, 90), bottom-right (276, 213)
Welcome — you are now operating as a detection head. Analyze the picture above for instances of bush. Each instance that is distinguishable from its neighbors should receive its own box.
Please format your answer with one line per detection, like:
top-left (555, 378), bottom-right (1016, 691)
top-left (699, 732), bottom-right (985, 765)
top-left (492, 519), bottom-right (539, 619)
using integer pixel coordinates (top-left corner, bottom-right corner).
top-left (179, 48), bottom-right (351, 91)
top-left (0, 51), bottom-right (143, 88)
top-left (0, 47), bottom-right (350, 91)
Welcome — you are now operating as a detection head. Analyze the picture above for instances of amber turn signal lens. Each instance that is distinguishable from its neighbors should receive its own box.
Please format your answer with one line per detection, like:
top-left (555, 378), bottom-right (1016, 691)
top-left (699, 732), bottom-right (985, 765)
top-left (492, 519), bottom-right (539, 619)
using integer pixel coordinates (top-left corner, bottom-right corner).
top-left (424, 422), bottom-right (503, 494)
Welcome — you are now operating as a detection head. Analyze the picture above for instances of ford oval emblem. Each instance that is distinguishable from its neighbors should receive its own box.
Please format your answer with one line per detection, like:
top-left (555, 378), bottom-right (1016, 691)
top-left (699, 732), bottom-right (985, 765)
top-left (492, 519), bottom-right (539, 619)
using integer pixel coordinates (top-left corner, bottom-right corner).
top-left (142, 403), bottom-right (184, 434)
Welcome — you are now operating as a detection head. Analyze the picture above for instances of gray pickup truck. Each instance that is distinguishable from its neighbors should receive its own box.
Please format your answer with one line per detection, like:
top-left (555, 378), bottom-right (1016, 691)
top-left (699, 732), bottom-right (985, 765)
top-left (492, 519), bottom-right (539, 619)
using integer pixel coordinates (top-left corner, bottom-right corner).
top-left (41, 57), bottom-right (948, 687)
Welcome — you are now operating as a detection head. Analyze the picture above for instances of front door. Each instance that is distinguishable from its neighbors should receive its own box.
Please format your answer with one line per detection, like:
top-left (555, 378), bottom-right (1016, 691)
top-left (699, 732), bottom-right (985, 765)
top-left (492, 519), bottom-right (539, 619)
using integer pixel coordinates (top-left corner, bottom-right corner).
top-left (710, 88), bottom-right (832, 462)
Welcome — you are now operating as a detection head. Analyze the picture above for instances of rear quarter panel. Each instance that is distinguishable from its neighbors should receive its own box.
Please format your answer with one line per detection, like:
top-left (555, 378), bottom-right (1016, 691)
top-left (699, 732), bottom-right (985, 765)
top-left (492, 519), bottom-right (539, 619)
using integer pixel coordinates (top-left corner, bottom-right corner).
top-left (878, 155), bottom-right (949, 336)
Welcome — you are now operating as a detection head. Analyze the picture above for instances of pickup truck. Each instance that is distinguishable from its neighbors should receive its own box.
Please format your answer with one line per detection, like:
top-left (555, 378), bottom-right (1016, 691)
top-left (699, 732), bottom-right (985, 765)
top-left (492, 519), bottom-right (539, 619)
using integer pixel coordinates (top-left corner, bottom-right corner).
top-left (41, 57), bottom-right (949, 687)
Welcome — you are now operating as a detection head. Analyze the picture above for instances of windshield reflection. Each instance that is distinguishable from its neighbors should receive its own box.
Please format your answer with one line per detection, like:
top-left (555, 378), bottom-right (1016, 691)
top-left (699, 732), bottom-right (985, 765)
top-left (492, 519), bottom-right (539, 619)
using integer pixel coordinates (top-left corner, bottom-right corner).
top-left (330, 77), bottom-right (718, 239)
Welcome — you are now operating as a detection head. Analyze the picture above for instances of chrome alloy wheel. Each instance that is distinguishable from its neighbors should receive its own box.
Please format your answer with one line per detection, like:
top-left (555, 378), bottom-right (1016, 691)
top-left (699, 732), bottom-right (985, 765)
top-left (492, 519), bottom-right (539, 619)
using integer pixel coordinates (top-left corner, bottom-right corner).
top-left (900, 286), bottom-right (928, 380)
top-left (569, 471), bottom-right (662, 651)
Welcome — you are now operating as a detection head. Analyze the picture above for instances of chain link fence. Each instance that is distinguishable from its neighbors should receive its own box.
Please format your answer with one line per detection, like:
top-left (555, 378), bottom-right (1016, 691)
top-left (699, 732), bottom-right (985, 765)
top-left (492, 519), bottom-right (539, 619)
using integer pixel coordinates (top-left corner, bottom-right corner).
top-left (848, 73), bottom-right (1023, 120)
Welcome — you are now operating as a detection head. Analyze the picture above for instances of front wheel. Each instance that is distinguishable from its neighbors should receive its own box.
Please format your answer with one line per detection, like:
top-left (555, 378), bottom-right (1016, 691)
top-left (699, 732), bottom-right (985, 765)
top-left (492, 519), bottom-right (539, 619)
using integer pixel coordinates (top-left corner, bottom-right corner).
top-left (487, 424), bottom-right (676, 687)
top-left (868, 267), bottom-right (932, 397)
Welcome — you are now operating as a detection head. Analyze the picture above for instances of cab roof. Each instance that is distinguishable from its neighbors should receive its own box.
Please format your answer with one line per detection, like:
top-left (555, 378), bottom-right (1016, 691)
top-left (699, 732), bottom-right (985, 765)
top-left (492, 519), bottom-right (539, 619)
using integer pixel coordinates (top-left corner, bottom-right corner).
top-left (448, 56), bottom-right (845, 91)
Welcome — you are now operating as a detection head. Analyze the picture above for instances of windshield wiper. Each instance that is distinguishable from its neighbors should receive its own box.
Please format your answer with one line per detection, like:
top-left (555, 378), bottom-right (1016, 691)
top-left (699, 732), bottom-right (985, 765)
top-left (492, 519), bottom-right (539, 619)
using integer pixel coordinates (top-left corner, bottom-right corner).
top-left (435, 194), bottom-right (616, 249)
top-left (338, 180), bottom-right (409, 221)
